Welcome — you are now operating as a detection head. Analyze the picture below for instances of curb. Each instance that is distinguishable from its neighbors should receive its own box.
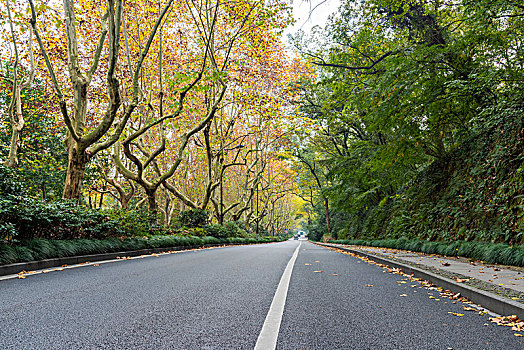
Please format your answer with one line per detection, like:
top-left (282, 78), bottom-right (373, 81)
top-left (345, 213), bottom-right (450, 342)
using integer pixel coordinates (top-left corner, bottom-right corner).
top-left (315, 242), bottom-right (524, 319)
top-left (0, 241), bottom-right (273, 277)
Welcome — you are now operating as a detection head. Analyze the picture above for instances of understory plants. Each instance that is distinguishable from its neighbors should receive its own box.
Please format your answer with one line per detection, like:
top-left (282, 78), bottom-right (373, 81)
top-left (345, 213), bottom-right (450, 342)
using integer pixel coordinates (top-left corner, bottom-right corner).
top-left (0, 235), bottom-right (283, 265)
top-left (328, 238), bottom-right (524, 267)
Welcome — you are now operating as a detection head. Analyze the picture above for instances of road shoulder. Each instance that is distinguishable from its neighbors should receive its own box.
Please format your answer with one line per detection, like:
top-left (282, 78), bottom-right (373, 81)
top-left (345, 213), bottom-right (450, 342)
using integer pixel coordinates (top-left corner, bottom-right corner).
top-left (316, 242), bottom-right (524, 319)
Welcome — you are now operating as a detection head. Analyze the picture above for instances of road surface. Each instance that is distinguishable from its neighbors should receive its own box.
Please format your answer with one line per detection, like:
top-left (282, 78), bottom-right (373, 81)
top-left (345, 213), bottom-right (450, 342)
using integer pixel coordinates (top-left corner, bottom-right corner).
top-left (0, 241), bottom-right (522, 349)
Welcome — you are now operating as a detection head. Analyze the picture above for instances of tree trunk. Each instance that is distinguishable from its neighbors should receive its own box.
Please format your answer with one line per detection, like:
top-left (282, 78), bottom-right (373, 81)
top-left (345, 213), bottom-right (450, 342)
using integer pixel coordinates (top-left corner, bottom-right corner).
top-left (41, 181), bottom-right (46, 201)
top-left (146, 189), bottom-right (158, 214)
top-left (324, 197), bottom-right (331, 234)
top-left (5, 124), bottom-right (22, 168)
top-left (62, 144), bottom-right (88, 200)
top-left (98, 184), bottom-right (106, 208)
top-left (121, 195), bottom-right (130, 210)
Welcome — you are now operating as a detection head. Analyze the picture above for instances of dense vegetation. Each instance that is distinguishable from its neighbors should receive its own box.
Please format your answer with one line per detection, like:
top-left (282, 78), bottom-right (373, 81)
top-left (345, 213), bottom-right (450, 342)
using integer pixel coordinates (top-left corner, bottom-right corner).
top-left (329, 238), bottom-right (524, 267)
top-left (2, 0), bottom-right (523, 264)
top-left (293, 0), bottom-right (524, 246)
top-left (0, 235), bottom-right (282, 265)
top-left (0, 163), bottom-right (282, 264)
top-left (0, 0), bottom-right (301, 259)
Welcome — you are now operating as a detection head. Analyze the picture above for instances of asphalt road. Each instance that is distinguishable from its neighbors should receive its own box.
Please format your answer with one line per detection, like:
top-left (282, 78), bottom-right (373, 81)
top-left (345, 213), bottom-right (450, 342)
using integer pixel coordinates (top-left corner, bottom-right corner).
top-left (0, 241), bottom-right (522, 349)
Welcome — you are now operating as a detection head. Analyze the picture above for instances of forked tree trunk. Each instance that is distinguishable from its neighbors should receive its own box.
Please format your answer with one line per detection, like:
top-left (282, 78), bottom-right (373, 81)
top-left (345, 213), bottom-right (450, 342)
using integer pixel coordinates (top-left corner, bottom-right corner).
top-left (62, 143), bottom-right (88, 199)
top-left (30, 0), bottom-right (174, 202)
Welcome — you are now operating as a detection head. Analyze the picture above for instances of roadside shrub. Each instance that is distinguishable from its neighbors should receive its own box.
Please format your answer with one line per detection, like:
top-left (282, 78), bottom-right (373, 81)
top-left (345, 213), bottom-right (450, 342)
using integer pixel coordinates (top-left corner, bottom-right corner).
top-left (0, 244), bottom-right (17, 264)
top-left (104, 209), bottom-right (158, 237)
top-left (0, 191), bottom-right (173, 241)
top-left (0, 235), bottom-right (284, 265)
top-left (177, 209), bottom-right (209, 228)
top-left (24, 239), bottom-right (56, 259)
top-left (223, 221), bottom-right (247, 238)
top-left (327, 238), bottom-right (524, 267)
top-left (202, 236), bottom-right (220, 245)
top-left (0, 164), bottom-right (26, 197)
top-left (2, 198), bottom-right (118, 240)
top-left (187, 227), bottom-right (207, 237)
top-left (204, 224), bottom-right (229, 238)
top-left (12, 245), bottom-right (34, 262)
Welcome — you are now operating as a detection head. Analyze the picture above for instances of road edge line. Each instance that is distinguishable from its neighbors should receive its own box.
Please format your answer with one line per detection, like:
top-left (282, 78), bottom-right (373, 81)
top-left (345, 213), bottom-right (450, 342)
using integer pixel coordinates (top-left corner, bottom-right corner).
top-left (315, 242), bottom-right (524, 319)
top-left (255, 242), bottom-right (301, 350)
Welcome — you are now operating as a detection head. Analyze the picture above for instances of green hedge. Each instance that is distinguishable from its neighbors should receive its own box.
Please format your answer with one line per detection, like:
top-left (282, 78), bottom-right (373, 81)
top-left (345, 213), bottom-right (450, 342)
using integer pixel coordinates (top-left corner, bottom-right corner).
top-left (329, 238), bottom-right (524, 267)
top-left (0, 235), bottom-right (283, 265)
top-left (0, 196), bottom-right (166, 241)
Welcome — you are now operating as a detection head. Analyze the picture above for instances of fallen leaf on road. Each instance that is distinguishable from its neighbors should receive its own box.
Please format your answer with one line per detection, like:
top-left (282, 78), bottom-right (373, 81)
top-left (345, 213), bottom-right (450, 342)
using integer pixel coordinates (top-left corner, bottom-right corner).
top-left (365, 284), bottom-right (374, 287)
top-left (400, 294), bottom-right (408, 297)
top-left (61, 264), bottom-right (67, 267)
top-left (489, 315), bottom-right (522, 329)
top-left (313, 271), bottom-right (323, 273)
top-left (442, 262), bottom-right (450, 266)
top-left (305, 263), bottom-right (311, 266)
top-left (448, 312), bottom-right (464, 316)
top-left (463, 307), bottom-right (477, 311)
top-left (515, 333), bottom-right (523, 337)
top-left (512, 297), bottom-right (519, 300)
top-left (332, 274), bottom-right (338, 276)
top-left (512, 322), bottom-right (524, 331)
top-left (17, 275), bottom-right (26, 279)
top-left (455, 278), bottom-right (469, 283)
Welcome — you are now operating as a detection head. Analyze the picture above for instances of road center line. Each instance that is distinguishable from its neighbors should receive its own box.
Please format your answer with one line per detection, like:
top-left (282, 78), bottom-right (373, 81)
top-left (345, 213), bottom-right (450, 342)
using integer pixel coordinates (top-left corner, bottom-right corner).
top-left (255, 242), bottom-right (301, 350)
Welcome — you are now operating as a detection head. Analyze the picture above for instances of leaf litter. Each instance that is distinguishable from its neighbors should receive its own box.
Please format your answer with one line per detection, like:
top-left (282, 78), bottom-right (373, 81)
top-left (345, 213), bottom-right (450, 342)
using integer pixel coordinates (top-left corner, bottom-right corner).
top-left (327, 246), bottom-right (524, 338)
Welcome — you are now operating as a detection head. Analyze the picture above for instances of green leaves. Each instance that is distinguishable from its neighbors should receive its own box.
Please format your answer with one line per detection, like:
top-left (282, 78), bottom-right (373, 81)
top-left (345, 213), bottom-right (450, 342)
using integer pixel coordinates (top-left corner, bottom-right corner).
top-left (293, 0), bottom-right (524, 244)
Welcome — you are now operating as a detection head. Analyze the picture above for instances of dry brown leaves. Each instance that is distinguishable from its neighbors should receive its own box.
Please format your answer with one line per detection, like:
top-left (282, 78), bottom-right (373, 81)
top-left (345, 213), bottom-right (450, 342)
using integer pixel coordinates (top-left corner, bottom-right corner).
top-left (329, 245), bottom-right (524, 337)
top-left (489, 315), bottom-right (524, 336)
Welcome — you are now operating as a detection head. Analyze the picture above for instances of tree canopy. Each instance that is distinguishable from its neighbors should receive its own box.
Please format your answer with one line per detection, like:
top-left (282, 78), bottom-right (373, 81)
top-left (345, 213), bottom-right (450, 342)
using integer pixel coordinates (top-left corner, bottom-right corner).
top-left (292, 0), bottom-right (524, 243)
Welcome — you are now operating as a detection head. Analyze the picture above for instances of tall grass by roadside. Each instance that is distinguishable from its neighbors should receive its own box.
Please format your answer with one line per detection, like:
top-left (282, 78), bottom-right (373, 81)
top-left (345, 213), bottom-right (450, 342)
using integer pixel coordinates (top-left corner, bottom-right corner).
top-left (328, 238), bottom-right (524, 267)
top-left (0, 236), bottom-right (282, 265)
